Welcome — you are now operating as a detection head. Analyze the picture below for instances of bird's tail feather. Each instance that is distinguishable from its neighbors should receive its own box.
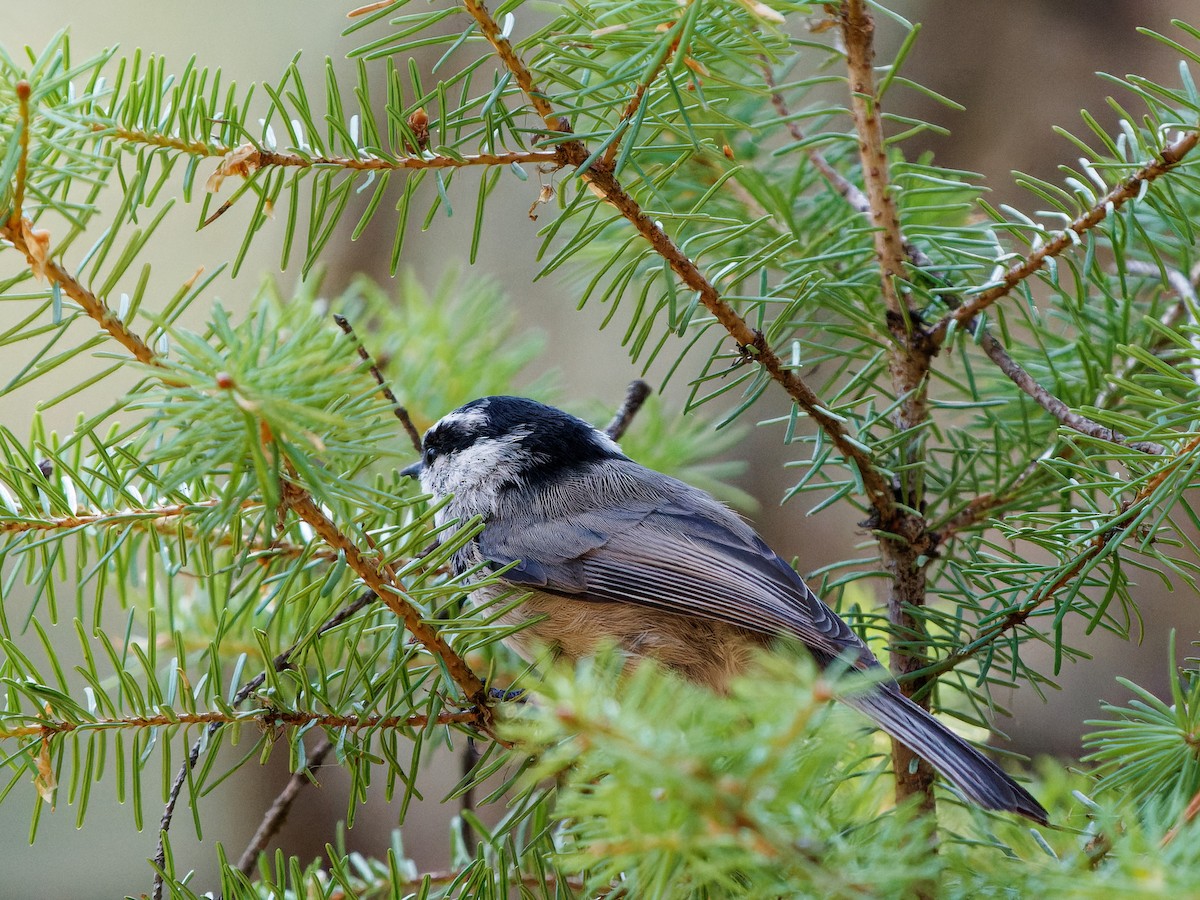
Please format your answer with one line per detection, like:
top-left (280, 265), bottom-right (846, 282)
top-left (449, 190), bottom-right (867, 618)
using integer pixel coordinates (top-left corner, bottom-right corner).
top-left (842, 685), bottom-right (1048, 824)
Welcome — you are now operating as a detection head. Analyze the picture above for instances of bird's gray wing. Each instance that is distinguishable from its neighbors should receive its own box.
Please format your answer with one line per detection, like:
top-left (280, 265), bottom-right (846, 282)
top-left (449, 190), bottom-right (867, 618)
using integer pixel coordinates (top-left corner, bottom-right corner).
top-left (478, 497), bottom-right (873, 668)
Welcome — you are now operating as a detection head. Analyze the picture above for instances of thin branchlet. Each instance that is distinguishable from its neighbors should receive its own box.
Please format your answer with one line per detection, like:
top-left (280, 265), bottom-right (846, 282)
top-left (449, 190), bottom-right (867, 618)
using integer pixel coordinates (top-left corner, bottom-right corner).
top-left (333, 313), bottom-right (423, 453)
top-left (920, 433), bottom-right (1200, 681)
top-left (931, 129), bottom-right (1200, 345)
top-left (605, 380), bottom-right (652, 441)
top-left (151, 588), bottom-right (390, 900)
top-left (2, 708), bottom-right (477, 740)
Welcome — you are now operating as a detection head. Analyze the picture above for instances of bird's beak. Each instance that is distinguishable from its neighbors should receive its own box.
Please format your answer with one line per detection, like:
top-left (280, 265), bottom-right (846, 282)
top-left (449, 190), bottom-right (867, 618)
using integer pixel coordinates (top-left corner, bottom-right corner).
top-left (400, 460), bottom-right (423, 479)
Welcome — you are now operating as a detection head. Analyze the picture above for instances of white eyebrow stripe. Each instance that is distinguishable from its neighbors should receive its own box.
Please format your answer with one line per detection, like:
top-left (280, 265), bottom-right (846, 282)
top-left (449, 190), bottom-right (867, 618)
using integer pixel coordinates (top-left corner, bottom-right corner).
top-left (435, 406), bottom-right (489, 433)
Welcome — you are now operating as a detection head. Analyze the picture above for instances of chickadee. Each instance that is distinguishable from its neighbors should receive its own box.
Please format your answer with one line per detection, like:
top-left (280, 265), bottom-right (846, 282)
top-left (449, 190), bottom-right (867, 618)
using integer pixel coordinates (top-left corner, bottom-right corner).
top-left (403, 396), bottom-right (1047, 824)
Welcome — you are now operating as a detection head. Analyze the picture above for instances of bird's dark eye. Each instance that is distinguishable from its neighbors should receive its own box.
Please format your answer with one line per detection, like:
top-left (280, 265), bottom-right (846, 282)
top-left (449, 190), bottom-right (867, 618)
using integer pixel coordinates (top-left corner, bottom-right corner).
top-left (423, 446), bottom-right (439, 466)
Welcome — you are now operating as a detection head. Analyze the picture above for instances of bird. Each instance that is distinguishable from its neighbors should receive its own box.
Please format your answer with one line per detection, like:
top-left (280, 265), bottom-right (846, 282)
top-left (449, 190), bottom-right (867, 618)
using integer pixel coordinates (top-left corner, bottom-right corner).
top-left (402, 395), bottom-right (1048, 824)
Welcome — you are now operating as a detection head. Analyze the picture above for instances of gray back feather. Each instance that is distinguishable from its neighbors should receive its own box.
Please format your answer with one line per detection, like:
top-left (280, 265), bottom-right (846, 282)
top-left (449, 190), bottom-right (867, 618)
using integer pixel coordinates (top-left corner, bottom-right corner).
top-left (475, 459), bottom-right (875, 668)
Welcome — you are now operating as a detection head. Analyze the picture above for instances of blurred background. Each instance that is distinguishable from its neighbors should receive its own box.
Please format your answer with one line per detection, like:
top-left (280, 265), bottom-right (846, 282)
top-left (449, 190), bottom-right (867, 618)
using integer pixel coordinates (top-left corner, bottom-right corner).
top-left (2, 1), bottom-right (1199, 894)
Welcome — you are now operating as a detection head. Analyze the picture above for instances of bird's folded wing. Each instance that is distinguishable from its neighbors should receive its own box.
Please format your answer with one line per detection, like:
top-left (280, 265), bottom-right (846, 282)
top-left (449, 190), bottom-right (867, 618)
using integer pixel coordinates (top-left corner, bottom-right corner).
top-left (479, 502), bottom-right (870, 667)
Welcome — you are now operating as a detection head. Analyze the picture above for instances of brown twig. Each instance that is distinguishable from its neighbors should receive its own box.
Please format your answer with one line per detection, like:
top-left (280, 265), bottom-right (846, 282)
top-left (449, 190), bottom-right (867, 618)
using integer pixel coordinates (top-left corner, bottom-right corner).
top-left (920, 433), bottom-right (1200, 681)
top-left (0, 499), bottom-right (232, 535)
top-left (840, 0), bottom-right (907, 326)
top-left (279, 477), bottom-right (487, 705)
top-left (933, 452), bottom-right (1050, 544)
top-left (460, 0), bottom-right (557, 128)
top-left (765, 66), bottom-right (867, 212)
top-left (931, 129), bottom-right (1200, 347)
top-left (976, 329), bottom-right (1166, 455)
top-left (152, 588), bottom-right (383, 900)
top-left (7, 81), bottom-right (30, 227)
top-left (838, 0), bottom-right (938, 818)
top-left (601, 33), bottom-right (677, 169)
top-left (604, 379), bottom-right (652, 440)
top-left (222, 145), bottom-right (559, 174)
top-left (104, 126), bottom-right (559, 172)
top-left (1161, 784), bottom-right (1200, 848)
top-left (333, 313), bottom-right (423, 453)
top-left (1, 222), bottom-right (170, 369)
top-left (3, 88), bottom-right (167, 367)
top-left (1, 707), bottom-right (476, 741)
top-left (235, 736), bottom-right (335, 874)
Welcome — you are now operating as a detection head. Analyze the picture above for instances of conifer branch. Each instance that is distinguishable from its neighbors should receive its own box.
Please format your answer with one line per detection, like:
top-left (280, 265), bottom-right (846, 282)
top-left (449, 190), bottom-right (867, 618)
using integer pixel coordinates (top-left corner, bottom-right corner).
top-left (931, 129), bottom-right (1200, 346)
top-left (98, 125), bottom-right (556, 177)
top-left (2, 88), bottom-right (174, 371)
top-left (975, 329), bottom-right (1167, 455)
top-left (839, 0), bottom-right (936, 818)
top-left (7, 81), bottom-right (30, 227)
top-left (153, 587), bottom-right (383, 900)
top-left (933, 453), bottom-right (1050, 544)
top-left (279, 476), bottom-right (487, 705)
top-left (0, 498), bottom-right (341, 561)
top-left (921, 432), bottom-right (1200, 680)
top-left (769, 59), bottom-right (1169, 461)
top-left (458, 0), bottom-right (896, 516)
top-left (840, 0), bottom-right (907, 324)
top-left (1161, 785), bottom-right (1200, 848)
top-left (942, 262), bottom-right (1199, 540)
top-left (0, 708), bottom-right (477, 740)
top-left (0, 221), bottom-right (168, 369)
top-left (206, 142), bottom-right (560, 179)
top-left (105, 125), bottom-right (558, 173)
top-left (334, 313), bottom-right (424, 453)
top-left (769, 75), bottom-right (1180, 538)
top-left (460, 0), bottom-right (558, 128)
top-left (0, 500), bottom-right (451, 570)
top-left (0, 499), bottom-right (245, 535)
top-left (601, 37), bottom-right (676, 169)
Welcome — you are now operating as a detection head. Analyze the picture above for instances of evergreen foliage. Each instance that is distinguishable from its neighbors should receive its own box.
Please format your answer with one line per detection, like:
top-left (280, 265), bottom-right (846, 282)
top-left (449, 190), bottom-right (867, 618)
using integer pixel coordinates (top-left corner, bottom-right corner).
top-left (2, 2), bottom-right (1200, 896)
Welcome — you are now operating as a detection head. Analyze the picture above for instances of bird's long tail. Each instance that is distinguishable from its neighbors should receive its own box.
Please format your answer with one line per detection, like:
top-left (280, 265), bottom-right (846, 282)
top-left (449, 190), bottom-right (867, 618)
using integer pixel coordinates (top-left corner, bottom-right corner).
top-left (842, 684), bottom-right (1048, 824)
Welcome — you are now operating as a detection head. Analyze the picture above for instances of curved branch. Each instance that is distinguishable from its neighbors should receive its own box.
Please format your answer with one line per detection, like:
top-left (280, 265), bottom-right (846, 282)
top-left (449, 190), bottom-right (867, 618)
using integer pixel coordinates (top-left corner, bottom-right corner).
top-left (919, 433), bottom-right (1200, 681)
top-left (235, 736), bottom-right (334, 875)
top-left (931, 129), bottom-right (1200, 346)
top-left (3, 87), bottom-right (165, 368)
top-left (976, 328), bottom-right (1166, 455)
top-left (1, 219), bottom-right (170, 371)
top-left (280, 477), bottom-right (487, 705)
top-left (152, 588), bottom-right (381, 900)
